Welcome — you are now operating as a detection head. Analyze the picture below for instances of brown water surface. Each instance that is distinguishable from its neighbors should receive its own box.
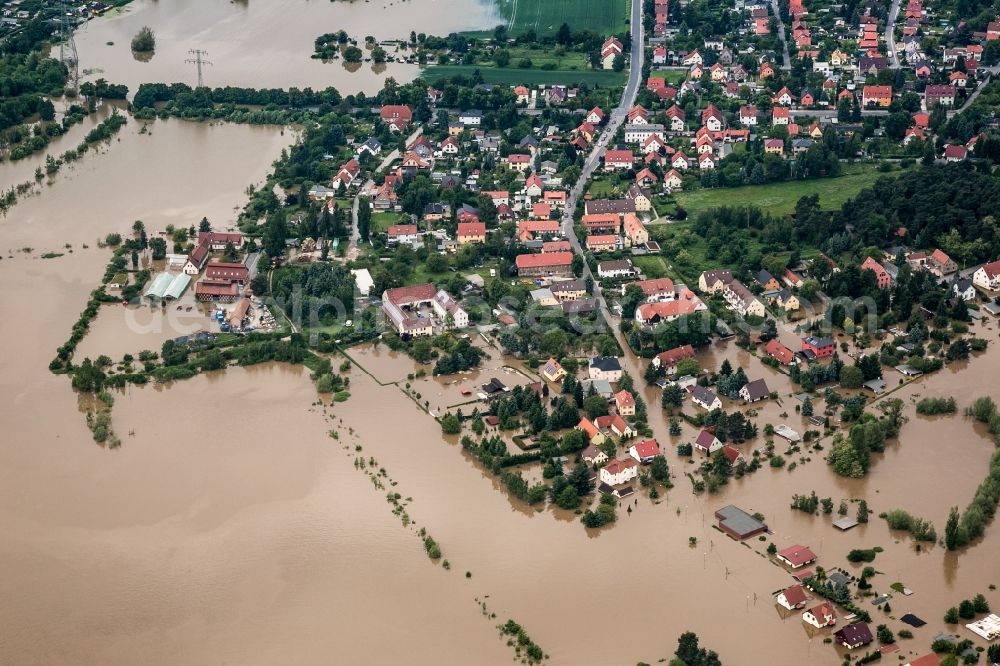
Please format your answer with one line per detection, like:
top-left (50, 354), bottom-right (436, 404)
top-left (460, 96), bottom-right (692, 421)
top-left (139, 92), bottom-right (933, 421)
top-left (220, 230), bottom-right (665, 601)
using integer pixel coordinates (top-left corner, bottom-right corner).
top-left (69, 0), bottom-right (499, 95)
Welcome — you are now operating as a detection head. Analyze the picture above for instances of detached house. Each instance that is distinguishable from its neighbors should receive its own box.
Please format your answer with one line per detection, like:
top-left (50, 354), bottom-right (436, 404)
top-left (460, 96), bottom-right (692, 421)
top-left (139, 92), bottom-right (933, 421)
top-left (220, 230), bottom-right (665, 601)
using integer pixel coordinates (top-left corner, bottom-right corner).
top-left (628, 438), bottom-right (661, 464)
top-left (589, 356), bottom-right (623, 382)
top-left (861, 256), bottom-right (893, 288)
top-left (834, 623), bottom-right (873, 650)
top-left (862, 85), bottom-right (893, 107)
top-left (776, 585), bottom-right (808, 611)
top-left (541, 357), bottom-right (567, 383)
top-left (604, 149), bottom-right (635, 171)
top-left (739, 378), bottom-right (770, 403)
top-left (691, 386), bottom-right (722, 411)
top-left (600, 457), bottom-right (639, 486)
top-left (694, 428), bottom-right (723, 453)
top-left (973, 260), bottom-right (1000, 290)
top-left (653, 345), bottom-right (696, 373)
top-left (802, 602), bottom-right (837, 628)
top-left (776, 544), bottom-right (817, 569)
top-left (379, 104), bottom-right (413, 132)
top-left (601, 37), bottom-right (624, 69)
top-left (457, 221), bottom-right (486, 245)
top-left (615, 389), bottom-right (637, 416)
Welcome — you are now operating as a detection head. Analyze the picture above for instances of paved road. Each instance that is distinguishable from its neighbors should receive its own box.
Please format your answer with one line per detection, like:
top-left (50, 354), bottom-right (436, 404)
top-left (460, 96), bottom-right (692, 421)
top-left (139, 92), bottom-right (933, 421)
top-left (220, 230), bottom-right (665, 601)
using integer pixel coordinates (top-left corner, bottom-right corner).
top-left (770, 0), bottom-right (792, 71)
top-left (950, 67), bottom-right (999, 116)
top-left (886, 0), bottom-right (902, 69)
top-left (556, 0), bottom-right (666, 432)
top-left (348, 126), bottom-right (422, 258)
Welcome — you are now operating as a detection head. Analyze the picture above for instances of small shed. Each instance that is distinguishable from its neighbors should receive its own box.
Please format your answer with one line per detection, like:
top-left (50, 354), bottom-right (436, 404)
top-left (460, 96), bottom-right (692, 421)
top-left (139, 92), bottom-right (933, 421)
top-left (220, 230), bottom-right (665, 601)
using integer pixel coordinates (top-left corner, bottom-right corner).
top-left (833, 517), bottom-right (859, 531)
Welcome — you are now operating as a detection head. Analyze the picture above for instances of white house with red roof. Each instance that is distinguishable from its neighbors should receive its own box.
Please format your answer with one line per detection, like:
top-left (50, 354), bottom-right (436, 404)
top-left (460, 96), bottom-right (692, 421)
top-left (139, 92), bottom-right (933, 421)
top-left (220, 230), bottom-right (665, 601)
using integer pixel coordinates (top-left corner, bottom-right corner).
top-left (379, 105), bottom-right (413, 132)
top-left (628, 438), bottom-right (661, 464)
top-left (701, 104), bottom-right (724, 131)
top-left (614, 389), bottom-right (636, 416)
top-left (601, 37), bottom-right (624, 69)
top-left (772, 106), bottom-right (790, 125)
top-left (777, 544), bottom-right (817, 569)
top-left (653, 45), bottom-right (667, 64)
top-left (803, 602), bottom-right (837, 628)
top-left (628, 105), bottom-right (649, 124)
top-left (776, 584), bottom-right (808, 611)
top-left (652, 344), bottom-right (696, 372)
top-left (739, 105), bottom-right (758, 126)
top-left (586, 106), bottom-right (605, 124)
top-left (600, 457), bottom-right (638, 485)
top-left (943, 144), bottom-right (968, 162)
top-left (973, 259), bottom-right (1000, 290)
top-left (663, 169), bottom-right (684, 191)
top-left (604, 149), bottom-right (635, 171)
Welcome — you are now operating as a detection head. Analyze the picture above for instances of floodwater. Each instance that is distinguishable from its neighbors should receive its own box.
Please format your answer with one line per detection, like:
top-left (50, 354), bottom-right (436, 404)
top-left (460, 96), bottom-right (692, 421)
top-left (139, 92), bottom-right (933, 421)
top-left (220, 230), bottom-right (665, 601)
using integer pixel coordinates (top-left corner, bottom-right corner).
top-left (2, 117), bottom-right (1000, 665)
top-left (69, 0), bottom-right (500, 96)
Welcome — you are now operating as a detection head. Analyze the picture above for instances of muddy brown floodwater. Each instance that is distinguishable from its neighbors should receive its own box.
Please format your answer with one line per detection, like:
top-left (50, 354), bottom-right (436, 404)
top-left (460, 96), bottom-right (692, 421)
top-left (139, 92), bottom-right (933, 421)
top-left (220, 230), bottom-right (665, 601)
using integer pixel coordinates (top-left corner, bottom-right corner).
top-left (68, 0), bottom-right (500, 96)
top-left (2, 115), bottom-right (999, 664)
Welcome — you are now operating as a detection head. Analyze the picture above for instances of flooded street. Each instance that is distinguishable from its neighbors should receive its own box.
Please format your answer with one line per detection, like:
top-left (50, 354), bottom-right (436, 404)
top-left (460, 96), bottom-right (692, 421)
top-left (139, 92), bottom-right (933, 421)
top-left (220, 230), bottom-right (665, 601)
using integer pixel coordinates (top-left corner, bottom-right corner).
top-left (69, 0), bottom-right (500, 96)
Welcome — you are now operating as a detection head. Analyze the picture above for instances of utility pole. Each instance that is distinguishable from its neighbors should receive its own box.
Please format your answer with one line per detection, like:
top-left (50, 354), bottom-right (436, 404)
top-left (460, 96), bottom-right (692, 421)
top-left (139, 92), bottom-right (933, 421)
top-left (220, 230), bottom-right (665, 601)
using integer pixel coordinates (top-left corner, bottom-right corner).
top-left (185, 49), bottom-right (213, 88)
top-left (57, 1), bottom-right (79, 92)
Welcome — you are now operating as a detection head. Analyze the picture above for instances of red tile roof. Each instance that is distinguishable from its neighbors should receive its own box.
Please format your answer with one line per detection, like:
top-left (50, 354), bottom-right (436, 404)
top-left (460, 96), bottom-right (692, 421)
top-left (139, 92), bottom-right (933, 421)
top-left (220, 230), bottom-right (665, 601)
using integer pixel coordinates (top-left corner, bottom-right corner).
top-left (777, 544), bottom-right (817, 567)
top-left (515, 251), bottom-right (574, 269)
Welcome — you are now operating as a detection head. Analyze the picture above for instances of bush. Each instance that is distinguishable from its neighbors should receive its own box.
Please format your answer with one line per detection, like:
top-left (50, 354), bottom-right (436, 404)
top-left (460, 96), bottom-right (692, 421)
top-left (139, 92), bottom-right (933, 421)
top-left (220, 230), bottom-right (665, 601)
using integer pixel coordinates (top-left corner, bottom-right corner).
top-left (916, 396), bottom-right (957, 415)
top-left (847, 548), bottom-right (877, 563)
top-left (131, 26), bottom-right (156, 52)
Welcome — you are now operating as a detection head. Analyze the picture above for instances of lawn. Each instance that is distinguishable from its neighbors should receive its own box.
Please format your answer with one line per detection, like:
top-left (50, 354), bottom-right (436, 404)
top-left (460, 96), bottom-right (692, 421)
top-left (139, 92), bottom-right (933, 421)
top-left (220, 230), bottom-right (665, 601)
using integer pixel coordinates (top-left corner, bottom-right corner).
top-left (372, 211), bottom-right (408, 232)
top-left (673, 163), bottom-right (902, 218)
top-left (489, 0), bottom-right (630, 35)
top-left (424, 64), bottom-right (627, 87)
top-left (586, 178), bottom-right (621, 198)
top-left (632, 255), bottom-right (670, 279)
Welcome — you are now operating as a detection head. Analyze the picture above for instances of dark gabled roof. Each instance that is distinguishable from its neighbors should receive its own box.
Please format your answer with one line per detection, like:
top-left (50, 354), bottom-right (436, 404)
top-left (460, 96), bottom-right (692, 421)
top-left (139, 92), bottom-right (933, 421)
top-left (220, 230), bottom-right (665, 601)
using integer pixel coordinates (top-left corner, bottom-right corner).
top-left (692, 385), bottom-right (718, 405)
top-left (589, 356), bottom-right (622, 372)
top-left (834, 622), bottom-right (873, 646)
top-left (742, 378), bottom-right (770, 401)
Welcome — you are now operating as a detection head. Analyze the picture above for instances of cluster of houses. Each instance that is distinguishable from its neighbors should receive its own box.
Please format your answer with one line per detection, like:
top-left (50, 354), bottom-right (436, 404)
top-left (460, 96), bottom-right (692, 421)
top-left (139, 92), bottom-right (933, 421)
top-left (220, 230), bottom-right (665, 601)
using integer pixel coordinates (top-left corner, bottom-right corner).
top-left (381, 283), bottom-right (469, 337)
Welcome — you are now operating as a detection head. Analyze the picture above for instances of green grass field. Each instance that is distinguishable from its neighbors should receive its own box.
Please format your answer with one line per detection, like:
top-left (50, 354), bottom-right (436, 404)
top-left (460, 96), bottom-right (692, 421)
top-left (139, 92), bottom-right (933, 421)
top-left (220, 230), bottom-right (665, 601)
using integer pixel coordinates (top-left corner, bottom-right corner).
top-left (673, 164), bottom-right (901, 218)
top-left (632, 255), bottom-right (670, 279)
top-left (424, 64), bottom-right (626, 87)
top-left (372, 211), bottom-right (408, 232)
top-left (490, 0), bottom-right (630, 35)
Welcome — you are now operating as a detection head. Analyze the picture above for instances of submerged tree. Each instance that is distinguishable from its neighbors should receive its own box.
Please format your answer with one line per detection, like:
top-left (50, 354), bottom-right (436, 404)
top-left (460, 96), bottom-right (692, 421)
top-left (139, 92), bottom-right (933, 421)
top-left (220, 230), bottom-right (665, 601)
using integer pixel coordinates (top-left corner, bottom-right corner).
top-left (131, 26), bottom-right (156, 53)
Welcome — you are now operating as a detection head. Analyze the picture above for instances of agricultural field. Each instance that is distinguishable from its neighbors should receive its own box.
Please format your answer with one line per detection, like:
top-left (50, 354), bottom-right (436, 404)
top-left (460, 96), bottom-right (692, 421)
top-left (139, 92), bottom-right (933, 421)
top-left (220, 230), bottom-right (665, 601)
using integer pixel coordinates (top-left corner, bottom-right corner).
top-left (673, 163), bottom-right (904, 218)
top-left (490, 0), bottom-right (630, 35)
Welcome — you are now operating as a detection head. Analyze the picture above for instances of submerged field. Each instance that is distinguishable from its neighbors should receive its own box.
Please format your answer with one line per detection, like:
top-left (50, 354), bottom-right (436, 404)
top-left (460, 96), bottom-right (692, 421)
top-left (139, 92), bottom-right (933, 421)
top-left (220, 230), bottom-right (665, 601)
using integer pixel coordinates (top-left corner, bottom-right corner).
top-left (490, 0), bottom-right (630, 35)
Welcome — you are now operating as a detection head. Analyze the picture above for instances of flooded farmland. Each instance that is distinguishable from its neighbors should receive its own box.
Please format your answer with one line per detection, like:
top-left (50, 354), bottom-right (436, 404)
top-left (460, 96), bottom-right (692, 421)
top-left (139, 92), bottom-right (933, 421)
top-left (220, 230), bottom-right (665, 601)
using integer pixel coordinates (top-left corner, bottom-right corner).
top-left (69, 0), bottom-right (500, 96)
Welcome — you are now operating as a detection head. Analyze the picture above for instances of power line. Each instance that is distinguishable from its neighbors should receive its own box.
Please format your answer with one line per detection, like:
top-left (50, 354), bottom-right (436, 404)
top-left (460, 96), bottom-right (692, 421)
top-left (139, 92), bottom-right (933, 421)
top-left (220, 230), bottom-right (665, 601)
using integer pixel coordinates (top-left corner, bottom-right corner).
top-left (185, 49), bottom-right (213, 88)
top-left (57, 1), bottom-right (79, 92)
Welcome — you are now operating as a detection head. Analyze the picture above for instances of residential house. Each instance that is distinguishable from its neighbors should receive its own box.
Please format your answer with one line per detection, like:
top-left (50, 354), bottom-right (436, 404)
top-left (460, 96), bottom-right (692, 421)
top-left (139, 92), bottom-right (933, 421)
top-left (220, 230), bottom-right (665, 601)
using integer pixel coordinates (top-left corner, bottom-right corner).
top-left (581, 444), bottom-right (609, 465)
top-left (834, 623), bottom-right (873, 650)
top-left (699, 269), bottom-right (733, 293)
top-left (723, 280), bottom-right (766, 317)
top-left (944, 144), bottom-right (968, 162)
top-left (776, 544), bottom-right (817, 569)
top-left (739, 378), bottom-right (770, 403)
top-left (577, 418), bottom-right (607, 445)
top-left (652, 344), bottom-right (696, 373)
top-left (615, 389), bottom-right (636, 416)
top-left (604, 149), bottom-right (635, 171)
top-left (973, 260), bottom-right (1000, 290)
top-left (458, 110), bottom-right (482, 126)
top-left (764, 338), bottom-right (795, 365)
top-left (597, 259), bottom-right (638, 279)
top-left (596, 414), bottom-right (637, 439)
top-left (772, 106), bottom-right (790, 125)
top-left (332, 159), bottom-right (362, 188)
top-left (928, 248), bottom-right (957, 275)
top-left (601, 37), bottom-right (624, 69)
top-left (381, 284), bottom-right (437, 337)
top-left (589, 356), bottom-right (623, 382)
top-left (628, 438), bottom-right (661, 464)
top-left (457, 221), bottom-right (486, 245)
top-left (802, 603), bottom-right (837, 628)
top-left (924, 84), bottom-right (956, 107)
top-left (549, 279), bottom-right (587, 300)
top-left (663, 169), bottom-right (684, 191)
top-left (599, 457), bottom-right (639, 485)
top-left (541, 357), bottom-right (567, 383)
top-left (764, 138), bottom-right (784, 155)
top-left (776, 585), bottom-right (808, 611)
top-left (953, 277), bottom-right (977, 302)
top-left (379, 104), bottom-right (413, 132)
top-left (862, 85), bottom-right (893, 107)
top-left (530, 288), bottom-right (558, 307)
top-left (586, 234), bottom-right (618, 253)
top-left (756, 270), bottom-right (781, 291)
top-left (801, 336), bottom-right (835, 359)
top-left (694, 428), bottom-right (723, 453)
top-left (515, 252), bottom-right (574, 278)
top-left (691, 386), bottom-right (722, 411)
top-left (861, 256), bottom-right (893, 288)
top-left (739, 105), bottom-right (758, 125)
top-left (634, 294), bottom-right (707, 325)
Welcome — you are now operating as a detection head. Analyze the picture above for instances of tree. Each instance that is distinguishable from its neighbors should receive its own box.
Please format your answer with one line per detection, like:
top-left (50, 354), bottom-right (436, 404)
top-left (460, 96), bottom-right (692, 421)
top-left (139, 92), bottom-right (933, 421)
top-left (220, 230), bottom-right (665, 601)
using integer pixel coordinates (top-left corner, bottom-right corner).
top-left (974, 593), bottom-right (991, 613)
top-left (612, 53), bottom-right (625, 72)
top-left (857, 500), bottom-right (869, 523)
top-left (584, 394), bottom-right (609, 419)
top-left (802, 396), bottom-right (813, 416)
top-left (840, 365), bottom-right (864, 388)
top-left (662, 384), bottom-right (683, 410)
top-left (440, 413), bottom-right (461, 434)
top-left (555, 484), bottom-right (581, 509)
top-left (343, 46), bottom-right (363, 63)
top-left (959, 599), bottom-right (976, 619)
top-left (131, 26), bottom-right (156, 52)
top-left (944, 606), bottom-right (959, 623)
top-left (358, 196), bottom-right (372, 242)
top-left (945, 506), bottom-right (960, 550)
top-left (149, 237), bottom-right (167, 260)
top-left (261, 213), bottom-right (288, 258)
